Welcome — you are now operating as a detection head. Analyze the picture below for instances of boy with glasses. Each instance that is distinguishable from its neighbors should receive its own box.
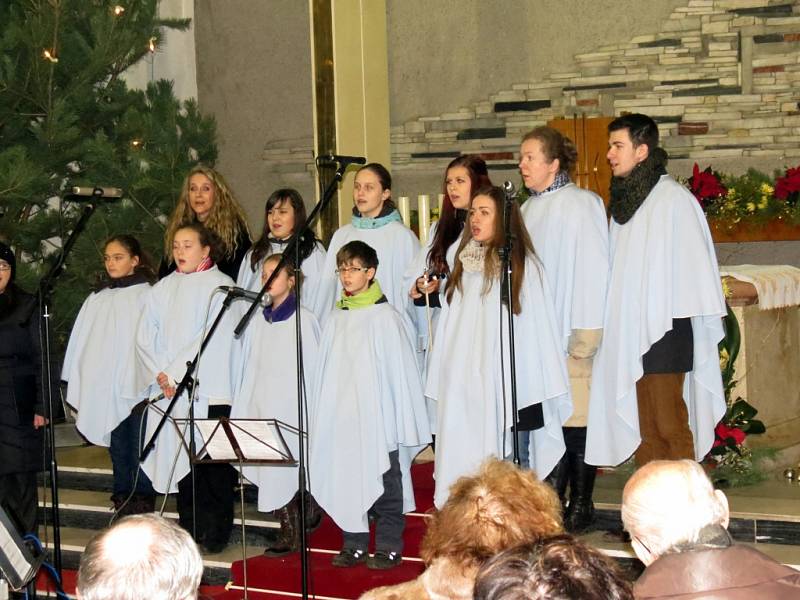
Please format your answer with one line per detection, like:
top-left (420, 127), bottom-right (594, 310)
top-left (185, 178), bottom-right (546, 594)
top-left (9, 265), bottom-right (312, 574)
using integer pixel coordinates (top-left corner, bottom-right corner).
top-left (309, 241), bottom-right (430, 570)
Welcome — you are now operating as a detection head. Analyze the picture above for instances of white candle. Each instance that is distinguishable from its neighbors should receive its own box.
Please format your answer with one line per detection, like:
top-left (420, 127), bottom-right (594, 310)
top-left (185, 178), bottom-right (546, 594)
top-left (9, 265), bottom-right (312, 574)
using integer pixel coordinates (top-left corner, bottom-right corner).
top-left (418, 194), bottom-right (431, 243)
top-left (398, 196), bottom-right (410, 228)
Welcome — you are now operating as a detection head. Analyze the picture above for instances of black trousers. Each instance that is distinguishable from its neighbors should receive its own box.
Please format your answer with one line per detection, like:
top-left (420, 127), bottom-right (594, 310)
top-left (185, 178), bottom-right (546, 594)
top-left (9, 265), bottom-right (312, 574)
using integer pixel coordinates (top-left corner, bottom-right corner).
top-left (0, 471), bottom-right (38, 536)
top-left (177, 404), bottom-right (236, 547)
top-left (342, 450), bottom-right (404, 554)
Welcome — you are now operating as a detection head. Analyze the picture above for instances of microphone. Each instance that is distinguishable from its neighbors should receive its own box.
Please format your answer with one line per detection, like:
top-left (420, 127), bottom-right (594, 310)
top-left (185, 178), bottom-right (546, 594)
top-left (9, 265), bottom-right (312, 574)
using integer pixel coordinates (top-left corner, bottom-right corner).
top-left (317, 154), bottom-right (367, 166)
top-left (218, 286), bottom-right (272, 307)
top-left (502, 180), bottom-right (516, 198)
top-left (66, 186), bottom-right (124, 200)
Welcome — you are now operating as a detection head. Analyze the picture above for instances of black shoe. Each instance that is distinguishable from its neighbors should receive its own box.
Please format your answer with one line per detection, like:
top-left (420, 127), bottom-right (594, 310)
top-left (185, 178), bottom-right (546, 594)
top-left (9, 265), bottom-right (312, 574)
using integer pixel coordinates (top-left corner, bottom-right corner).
top-left (366, 551), bottom-right (402, 570)
top-left (331, 548), bottom-right (367, 567)
top-left (203, 539), bottom-right (227, 554)
top-left (263, 540), bottom-right (295, 557)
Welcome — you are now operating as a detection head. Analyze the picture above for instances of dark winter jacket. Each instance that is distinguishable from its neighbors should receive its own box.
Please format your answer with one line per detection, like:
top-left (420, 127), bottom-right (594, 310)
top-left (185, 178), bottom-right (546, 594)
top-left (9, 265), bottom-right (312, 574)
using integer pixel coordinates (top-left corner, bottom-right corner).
top-left (0, 288), bottom-right (45, 474)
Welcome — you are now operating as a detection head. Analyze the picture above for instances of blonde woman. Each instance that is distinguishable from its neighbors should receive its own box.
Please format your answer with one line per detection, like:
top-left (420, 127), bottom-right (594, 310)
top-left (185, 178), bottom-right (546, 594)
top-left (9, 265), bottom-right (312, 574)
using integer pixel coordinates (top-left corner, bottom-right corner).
top-left (161, 165), bottom-right (251, 279)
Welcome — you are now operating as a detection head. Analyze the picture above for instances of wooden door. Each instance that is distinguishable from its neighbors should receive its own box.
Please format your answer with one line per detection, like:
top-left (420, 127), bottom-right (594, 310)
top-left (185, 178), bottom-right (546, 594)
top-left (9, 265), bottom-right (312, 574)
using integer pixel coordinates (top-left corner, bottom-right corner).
top-left (548, 115), bottom-right (613, 206)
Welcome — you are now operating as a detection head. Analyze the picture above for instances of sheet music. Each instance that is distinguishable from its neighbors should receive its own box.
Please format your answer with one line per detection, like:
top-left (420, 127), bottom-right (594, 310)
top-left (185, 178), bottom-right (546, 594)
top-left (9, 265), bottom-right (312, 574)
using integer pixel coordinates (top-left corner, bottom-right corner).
top-left (192, 419), bottom-right (291, 461)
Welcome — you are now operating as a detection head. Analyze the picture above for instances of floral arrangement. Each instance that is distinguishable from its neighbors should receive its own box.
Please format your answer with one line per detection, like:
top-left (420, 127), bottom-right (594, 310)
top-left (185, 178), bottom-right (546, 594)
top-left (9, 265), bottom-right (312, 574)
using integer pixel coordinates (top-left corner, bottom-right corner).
top-left (687, 163), bottom-right (800, 227)
top-left (706, 288), bottom-right (771, 486)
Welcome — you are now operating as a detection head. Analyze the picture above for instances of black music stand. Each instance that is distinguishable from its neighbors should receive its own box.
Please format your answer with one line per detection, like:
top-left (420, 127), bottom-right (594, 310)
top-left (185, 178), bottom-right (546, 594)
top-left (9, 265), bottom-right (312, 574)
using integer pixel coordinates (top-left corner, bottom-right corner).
top-left (184, 417), bottom-right (297, 600)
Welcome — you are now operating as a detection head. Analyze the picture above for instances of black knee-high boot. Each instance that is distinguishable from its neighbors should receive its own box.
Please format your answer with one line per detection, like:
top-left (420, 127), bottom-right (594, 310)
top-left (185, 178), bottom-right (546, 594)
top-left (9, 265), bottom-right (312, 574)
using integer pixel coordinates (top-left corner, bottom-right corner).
top-left (564, 426), bottom-right (596, 533)
top-left (544, 450), bottom-right (569, 515)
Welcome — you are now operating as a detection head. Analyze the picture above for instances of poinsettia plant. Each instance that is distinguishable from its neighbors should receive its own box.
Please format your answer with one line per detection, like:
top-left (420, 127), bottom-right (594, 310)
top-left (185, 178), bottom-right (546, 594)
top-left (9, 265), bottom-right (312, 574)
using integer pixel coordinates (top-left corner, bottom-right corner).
top-left (775, 166), bottom-right (800, 207)
top-left (707, 298), bottom-right (768, 484)
top-left (686, 163), bottom-right (800, 227)
top-left (688, 164), bottom-right (727, 208)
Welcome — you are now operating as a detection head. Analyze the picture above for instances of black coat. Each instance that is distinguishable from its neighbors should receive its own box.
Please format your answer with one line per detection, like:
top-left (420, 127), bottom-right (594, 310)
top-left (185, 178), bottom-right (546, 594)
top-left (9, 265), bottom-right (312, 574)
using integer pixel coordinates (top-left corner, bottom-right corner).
top-left (0, 289), bottom-right (45, 474)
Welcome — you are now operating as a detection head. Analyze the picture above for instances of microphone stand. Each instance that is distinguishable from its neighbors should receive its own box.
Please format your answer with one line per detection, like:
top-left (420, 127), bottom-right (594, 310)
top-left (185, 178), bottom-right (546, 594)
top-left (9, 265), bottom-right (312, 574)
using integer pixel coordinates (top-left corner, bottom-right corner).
top-left (233, 159), bottom-right (350, 600)
top-left (499, 184), bottom-right (520, 465)
top-left (28, 200), bottom-right (100, 576)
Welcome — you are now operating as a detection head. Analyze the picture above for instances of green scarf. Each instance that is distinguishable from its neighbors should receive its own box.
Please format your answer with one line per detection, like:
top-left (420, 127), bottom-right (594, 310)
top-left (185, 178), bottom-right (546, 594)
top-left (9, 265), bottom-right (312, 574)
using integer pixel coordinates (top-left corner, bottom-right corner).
top-left (609, 147), bottom-right (669, 224)
top-left (336, 280), bottom-right (385, 310)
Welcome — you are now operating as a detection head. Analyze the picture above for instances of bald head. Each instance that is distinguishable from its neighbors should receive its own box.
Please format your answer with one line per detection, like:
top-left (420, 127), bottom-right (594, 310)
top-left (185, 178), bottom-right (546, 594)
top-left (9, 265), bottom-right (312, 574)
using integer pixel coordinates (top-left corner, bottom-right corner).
top-left (77, 514), bottom-right (203, 600)
top-left (621, 460), bottom-right (729, 565)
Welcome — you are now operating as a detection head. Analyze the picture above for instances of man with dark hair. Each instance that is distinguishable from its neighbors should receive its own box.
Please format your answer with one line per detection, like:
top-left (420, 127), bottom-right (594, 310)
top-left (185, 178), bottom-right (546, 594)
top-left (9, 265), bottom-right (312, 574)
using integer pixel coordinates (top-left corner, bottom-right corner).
top-left (585, 113), bottom-right (726, 468)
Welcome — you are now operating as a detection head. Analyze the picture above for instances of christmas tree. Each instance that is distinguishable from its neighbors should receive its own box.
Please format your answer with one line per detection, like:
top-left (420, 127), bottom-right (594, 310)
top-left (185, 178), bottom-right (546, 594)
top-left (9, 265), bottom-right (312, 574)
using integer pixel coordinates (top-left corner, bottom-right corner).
top-left (0, 0), bottom-right (217, 344)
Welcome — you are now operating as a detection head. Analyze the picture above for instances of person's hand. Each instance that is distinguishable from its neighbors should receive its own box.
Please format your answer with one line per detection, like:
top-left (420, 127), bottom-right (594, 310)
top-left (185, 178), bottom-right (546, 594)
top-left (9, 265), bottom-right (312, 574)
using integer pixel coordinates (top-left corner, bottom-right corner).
top-left (414, 276), bottom-right (440, 298)
top-left (33, 414), bottom-right (48, 429)
top-left (157, 371), bottom-right (170, 389)
top-left (157, 372), bottom-right (176, 398)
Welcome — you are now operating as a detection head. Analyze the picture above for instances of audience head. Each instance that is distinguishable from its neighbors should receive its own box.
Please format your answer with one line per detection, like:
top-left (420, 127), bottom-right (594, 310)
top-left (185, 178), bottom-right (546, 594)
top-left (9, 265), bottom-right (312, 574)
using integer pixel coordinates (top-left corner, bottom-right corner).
top-left (473, 534), bottom-right (633, 600)
top-left (622, 459), bottom-right (730, 565)
top-left (77, 513), bottom-right (203, 600)
top-left (421, 459), bottom-right (562, 569)
top-left (519, 127), bottom-right (578, 193)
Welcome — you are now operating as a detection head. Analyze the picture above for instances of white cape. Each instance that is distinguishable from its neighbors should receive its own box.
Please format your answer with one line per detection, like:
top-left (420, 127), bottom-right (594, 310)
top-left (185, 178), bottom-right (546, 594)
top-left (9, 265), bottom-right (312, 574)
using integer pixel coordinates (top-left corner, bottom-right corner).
top-left (309, 302), bottom-right (431, 533)
top-left (586, 175), bottom-right (726, 466)
top-left (402, 221), bottom-right (461, 432)
top-left (521, 183), bottom-right (609, 348)
top-left (134, 267), bottom-right (237, 493)
top-left (230, 306), bottom-right (321, 512)
top-left (425, 258), bottom-right (571, 508)
top-left (62, 283), bottom-right (150, 446)
top-left (316, 222), bottom-right (420, 328)
top-left (236, 242), bottom-right (327, 321)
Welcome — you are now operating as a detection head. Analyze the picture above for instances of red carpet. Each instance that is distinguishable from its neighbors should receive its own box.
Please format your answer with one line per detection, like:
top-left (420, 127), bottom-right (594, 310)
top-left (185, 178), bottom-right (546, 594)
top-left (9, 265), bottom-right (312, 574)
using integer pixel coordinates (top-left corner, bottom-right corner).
top-left (229, 462), bottom-right (435, 599)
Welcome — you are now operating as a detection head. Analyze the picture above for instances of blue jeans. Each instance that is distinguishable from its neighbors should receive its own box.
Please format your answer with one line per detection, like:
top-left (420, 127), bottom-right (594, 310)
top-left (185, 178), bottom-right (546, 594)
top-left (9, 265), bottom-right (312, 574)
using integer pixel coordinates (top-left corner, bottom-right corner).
top-left (109, 406), bottom-right (154, 496)
top-left (506, 430), bottom-right (532, 470)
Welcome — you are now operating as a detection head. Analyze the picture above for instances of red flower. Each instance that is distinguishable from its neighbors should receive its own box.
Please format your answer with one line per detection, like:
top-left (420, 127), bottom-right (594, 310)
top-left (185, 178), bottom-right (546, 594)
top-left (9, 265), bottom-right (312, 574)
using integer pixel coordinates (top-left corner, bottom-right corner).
top-left (775, 166), bottom-right (800, 204)
top-left (689, 163), bottom-right (727, 205)
top-left (714, 422), bottom-right (746, 447)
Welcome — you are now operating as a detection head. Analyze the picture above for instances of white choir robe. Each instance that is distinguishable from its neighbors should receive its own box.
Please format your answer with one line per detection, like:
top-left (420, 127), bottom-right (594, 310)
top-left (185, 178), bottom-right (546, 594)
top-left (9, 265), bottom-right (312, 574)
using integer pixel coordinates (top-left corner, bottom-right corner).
top-left (316, 222), bottom-right (420, 329)
top-left (62, 283), bottom-right (150, 446)
top-left (426, 258), bottom-right (572, 508)
top-left (586, 175), bottom-right (726, 467)
top-left (134, 266), bottom-right (237, 493)
top-left (230, 305), bottom-right (321, 512)
top-left (236, 242), bottom-right (327, 322)
top-left (521, 183), bottom-right (609, 349)
top-left (309, 302), bottom-right (432, 533)
top-left (402, 220), bottom-right (461, 432)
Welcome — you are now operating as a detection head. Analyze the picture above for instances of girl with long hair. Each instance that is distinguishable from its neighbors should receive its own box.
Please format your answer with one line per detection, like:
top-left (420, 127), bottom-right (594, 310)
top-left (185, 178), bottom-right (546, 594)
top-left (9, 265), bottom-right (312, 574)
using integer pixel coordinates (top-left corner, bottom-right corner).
top-left (162, 165), bottom-right (251, 279)
top-left (62, 235), bottom-right (158, 515)
top-left (236, 188), bottom-right (327, 320)
top-left (425, 186), bottom-right (571, 509)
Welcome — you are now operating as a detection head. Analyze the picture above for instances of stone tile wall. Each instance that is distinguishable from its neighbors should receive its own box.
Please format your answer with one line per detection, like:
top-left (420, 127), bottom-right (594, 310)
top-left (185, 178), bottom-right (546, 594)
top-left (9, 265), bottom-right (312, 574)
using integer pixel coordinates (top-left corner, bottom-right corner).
top-left (391, 0), bottom-right (800, 180)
